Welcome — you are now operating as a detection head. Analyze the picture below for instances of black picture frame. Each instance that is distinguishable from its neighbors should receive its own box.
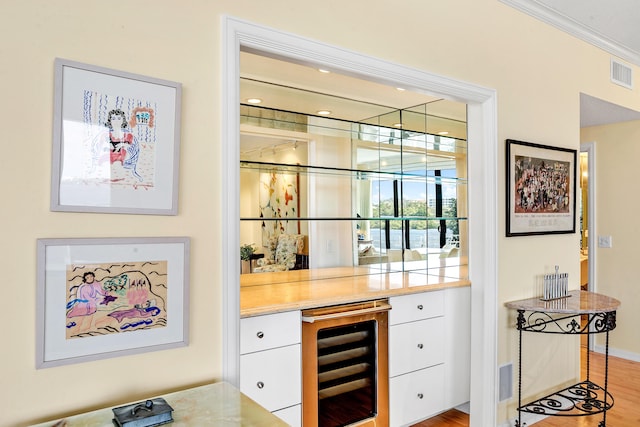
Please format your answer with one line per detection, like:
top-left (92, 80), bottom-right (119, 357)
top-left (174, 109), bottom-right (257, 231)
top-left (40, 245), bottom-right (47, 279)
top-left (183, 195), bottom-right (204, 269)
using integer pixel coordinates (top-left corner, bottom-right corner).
top-left (506, 139), bottom-right (577, 237)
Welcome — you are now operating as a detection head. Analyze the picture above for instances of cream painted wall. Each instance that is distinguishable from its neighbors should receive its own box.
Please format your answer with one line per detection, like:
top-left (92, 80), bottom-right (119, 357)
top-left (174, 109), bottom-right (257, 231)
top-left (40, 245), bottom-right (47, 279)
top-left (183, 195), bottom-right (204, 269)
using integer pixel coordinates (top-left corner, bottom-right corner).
top-left (3, 0), bottom-right (640, 426)
top-left (582, 121), bottom-right (640, 358)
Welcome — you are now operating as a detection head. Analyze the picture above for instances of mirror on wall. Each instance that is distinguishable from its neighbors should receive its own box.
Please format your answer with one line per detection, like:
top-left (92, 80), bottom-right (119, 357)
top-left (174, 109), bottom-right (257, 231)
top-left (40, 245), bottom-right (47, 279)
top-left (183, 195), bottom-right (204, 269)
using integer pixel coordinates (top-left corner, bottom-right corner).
top-left (239, 52), bottom-right (468, 287)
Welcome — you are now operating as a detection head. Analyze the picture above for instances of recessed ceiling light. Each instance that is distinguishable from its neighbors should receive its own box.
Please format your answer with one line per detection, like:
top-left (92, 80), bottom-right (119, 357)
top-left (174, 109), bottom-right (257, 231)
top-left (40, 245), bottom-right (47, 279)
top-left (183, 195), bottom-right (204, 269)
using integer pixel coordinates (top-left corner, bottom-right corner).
top-left (438, 131), bottom-right (449, 135)
top-left (247, 98), bottom-right (262, 104)
top-left (318, 68), bottom-right (331, 74)
top-left (317, 110), bottom-right (331, 116)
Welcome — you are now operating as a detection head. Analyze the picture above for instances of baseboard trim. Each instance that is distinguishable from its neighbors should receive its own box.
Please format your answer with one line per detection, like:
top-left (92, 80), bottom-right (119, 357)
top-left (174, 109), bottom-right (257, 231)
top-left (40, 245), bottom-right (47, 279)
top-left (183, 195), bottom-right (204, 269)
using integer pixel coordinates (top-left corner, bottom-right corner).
top-left (593, 345), bottom-right (640, 362)
top-left (455, 402), bottom-right (470, 414)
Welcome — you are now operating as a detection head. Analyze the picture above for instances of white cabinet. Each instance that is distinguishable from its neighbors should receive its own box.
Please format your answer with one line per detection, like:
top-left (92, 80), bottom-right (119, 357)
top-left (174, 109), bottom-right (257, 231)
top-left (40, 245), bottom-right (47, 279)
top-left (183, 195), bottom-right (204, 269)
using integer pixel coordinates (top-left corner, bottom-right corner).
top-left (389, 290), bottom-right (444, 325)
top-left (240, 311), bottom-right (302, 426)
top-left (388, 287), bottom-right (470, 427)
top-left (240, 310), bottom-right (301, 353)
top-left (389, 316), bottom-right (445, 377)
top-left (444, 286), bottom-right (471, 409)
top-left (389, 364), bottom-right (446, 427)
top-left (238, 288), bottom-right (470, 427)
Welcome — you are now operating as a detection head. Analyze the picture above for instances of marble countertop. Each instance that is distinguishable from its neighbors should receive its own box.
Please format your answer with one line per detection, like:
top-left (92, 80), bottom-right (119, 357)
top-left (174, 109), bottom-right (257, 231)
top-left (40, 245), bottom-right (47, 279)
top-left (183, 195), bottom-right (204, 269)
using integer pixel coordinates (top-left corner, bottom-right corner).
top-left (241, 264), bottom-right (470, 317)
top-left (30, 382), bottom-right (288, 427)
top-left (505, 290), bottom-right (620, 314)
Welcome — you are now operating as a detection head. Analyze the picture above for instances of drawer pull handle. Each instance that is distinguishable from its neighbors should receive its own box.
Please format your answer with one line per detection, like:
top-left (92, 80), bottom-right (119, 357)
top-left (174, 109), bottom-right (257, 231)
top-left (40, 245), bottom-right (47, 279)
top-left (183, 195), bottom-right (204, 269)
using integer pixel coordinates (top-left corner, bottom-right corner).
top-left (256, 331), bottom-right (264, 339)
top-left (257, 381), bottom-right (265, 389)
top-left (417, 343), bottom-right (424, 349)
top-left (417, 393), bottom-right (424, 399)
top-left (417, 304), bottom-right (424, 310)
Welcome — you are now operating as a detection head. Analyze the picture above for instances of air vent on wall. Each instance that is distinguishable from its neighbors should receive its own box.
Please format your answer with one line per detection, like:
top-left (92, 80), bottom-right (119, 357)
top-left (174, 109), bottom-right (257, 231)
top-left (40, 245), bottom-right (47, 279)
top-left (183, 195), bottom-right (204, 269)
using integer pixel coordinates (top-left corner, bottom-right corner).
top-left (611, 58), bottom-right (633, 89)
top-left (498, 363), bottom-right (513, 402)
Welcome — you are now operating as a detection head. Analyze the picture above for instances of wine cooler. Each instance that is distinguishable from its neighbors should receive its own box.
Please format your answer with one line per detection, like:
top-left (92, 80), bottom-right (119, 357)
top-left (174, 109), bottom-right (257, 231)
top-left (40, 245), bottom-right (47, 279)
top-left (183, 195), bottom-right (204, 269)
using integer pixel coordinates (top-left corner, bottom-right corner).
top-left (302, 300), bottom-right (390, 427)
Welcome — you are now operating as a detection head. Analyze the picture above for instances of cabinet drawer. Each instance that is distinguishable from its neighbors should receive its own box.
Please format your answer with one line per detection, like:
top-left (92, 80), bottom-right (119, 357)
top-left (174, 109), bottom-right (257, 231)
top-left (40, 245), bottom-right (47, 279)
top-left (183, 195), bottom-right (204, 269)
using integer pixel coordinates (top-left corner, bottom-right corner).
top-left (240, 311), bottom-right (301, 354)
top-left (389, 317), bottom-right (445, 377)
top-left (240, 344), bottom-right (301, 412)
top-left (390, 364), bottom-right (446, 427)
top-left (389, 291), bottom-right (444, 325)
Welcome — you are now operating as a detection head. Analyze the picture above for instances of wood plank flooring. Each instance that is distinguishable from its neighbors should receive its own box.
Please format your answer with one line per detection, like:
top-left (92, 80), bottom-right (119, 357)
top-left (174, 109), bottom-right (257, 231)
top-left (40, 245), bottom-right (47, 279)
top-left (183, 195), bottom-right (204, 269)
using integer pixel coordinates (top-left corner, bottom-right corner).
top-left (411, 408), bottom-right (469, 426)
top-left (412, 348), bottom-right (640, 427)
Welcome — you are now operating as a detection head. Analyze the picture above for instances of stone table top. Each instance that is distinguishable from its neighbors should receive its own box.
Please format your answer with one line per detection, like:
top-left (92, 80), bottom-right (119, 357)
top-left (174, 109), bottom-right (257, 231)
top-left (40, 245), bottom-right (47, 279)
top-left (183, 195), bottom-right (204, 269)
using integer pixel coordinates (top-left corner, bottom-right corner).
top-left (29, 382), bottom-right (288, 427)
top-left (505, 290), bottom-right (620, 314)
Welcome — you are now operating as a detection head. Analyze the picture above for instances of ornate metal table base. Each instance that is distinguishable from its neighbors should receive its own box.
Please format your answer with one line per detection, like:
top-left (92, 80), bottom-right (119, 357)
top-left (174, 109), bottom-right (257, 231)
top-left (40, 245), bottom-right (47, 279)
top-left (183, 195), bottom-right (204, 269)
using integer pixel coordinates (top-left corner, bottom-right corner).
top-left (506, 291), bottom-right (620, 427)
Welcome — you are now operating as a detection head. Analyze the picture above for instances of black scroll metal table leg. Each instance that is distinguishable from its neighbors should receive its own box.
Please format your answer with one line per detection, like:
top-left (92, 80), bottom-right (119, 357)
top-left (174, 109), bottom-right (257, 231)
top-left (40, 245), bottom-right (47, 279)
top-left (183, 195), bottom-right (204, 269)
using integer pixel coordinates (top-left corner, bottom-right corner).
top-left (586, 314), bottom-right (591, 383)
top-left (515, 310), bottom-right (525, 427)
top-left (599, 329), bottom-right (611, 427)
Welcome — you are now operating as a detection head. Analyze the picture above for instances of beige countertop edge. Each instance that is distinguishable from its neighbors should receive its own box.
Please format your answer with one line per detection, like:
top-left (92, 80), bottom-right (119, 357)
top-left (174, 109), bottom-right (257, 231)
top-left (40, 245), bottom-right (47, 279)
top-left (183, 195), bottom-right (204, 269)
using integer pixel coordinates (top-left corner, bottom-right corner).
top-left (240, 280), bottom-right (471, 318)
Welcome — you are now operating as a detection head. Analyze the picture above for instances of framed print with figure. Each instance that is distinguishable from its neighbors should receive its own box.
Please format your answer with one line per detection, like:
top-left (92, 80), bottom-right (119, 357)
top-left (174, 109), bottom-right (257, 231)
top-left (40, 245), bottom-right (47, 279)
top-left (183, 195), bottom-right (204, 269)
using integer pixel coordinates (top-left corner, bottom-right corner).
top-left (36, 237), bottom-right (190, 368)
top-left (51, 58), bottom-right (182, 215)
top-left (506, 139), bottom-right (577, 237)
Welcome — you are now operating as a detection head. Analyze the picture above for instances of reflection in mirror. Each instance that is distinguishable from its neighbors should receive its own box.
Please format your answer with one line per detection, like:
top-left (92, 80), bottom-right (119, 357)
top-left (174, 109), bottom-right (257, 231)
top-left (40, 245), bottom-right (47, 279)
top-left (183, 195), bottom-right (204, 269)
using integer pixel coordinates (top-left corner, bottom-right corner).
top-left (239, 52), bottom-right (468, 288)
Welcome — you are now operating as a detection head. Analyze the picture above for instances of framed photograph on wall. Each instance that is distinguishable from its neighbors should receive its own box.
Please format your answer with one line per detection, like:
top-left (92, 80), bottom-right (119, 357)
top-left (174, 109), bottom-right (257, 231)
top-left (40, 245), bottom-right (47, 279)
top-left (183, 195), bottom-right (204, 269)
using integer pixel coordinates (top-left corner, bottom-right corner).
top-left (51, 58), bottom-right (182, 215)
top-left (36, 237), bottom-right (190, 368)
top-left (506, 139), bottom-right (577, 237)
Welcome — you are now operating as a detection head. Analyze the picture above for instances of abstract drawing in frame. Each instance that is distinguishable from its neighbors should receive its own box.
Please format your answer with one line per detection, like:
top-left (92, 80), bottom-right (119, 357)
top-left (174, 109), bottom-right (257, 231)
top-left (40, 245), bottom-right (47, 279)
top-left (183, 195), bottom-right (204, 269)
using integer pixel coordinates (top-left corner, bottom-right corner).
top-left (36, 237), bottom-right (190, 368)
top-left (51, 58), bottom-right (182, 215)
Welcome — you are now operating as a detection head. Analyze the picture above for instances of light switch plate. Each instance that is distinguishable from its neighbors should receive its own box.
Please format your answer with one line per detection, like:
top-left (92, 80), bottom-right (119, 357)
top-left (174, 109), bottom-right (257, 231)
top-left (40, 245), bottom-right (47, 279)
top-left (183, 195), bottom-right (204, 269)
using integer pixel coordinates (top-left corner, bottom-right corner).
top-left (598, 235), bottom-right (612, 248)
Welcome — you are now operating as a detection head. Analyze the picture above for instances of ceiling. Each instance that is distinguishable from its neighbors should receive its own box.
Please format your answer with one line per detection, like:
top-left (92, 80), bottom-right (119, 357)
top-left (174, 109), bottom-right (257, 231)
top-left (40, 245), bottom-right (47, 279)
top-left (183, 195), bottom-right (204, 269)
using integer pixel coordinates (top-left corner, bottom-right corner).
top-left (503, 0), bottom-right (640, 65)
top-left (501, 0), bottom-right (640, 127)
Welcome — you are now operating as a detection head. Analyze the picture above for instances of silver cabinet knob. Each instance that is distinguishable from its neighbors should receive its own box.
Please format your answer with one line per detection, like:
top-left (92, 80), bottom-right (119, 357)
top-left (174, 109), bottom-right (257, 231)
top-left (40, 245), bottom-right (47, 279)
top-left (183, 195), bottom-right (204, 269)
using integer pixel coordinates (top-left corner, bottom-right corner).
top-left (417, 304), bottom-right (424, 310)
top-left (417, 343), bottom-right (424, 349)
top-left (257, 381), bottom-right (264, 389)
top-left (417, 393), bottom-right (424, 399)
top-left (256, 331), bottom-right (264, 339)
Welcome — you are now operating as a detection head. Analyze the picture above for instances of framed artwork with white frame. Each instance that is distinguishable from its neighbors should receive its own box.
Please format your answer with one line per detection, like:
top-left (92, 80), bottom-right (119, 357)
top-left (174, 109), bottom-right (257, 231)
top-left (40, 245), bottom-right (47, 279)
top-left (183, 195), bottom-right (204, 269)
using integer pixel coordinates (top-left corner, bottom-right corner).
top-left (36, 237), bottom-right (190, 368)
top-left (51, 58), bottom-right (182, 215)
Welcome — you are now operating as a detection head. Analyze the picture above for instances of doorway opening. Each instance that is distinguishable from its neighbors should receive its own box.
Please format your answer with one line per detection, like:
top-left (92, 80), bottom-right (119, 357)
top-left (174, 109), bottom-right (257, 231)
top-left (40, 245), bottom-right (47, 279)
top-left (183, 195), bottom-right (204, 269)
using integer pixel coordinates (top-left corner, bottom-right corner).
top-left (579, 143), bottom-right (595, 353)
top-left (222, 16), bottom-right (499, 426)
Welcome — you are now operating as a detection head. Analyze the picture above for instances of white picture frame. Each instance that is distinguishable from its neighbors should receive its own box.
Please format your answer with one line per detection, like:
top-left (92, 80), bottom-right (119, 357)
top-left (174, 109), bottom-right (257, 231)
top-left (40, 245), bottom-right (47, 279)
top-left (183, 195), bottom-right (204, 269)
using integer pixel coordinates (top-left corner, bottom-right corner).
top-left (51, 58), bottom-right (182, 215)
top-left (36, 237), bottom-right (190, 368)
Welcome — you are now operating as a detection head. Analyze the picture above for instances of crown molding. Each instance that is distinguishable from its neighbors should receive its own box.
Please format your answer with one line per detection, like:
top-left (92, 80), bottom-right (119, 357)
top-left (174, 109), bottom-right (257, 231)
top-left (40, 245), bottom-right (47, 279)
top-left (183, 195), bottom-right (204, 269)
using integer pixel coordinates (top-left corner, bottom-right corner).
top-left (500, 0), bottom-right (640, 66)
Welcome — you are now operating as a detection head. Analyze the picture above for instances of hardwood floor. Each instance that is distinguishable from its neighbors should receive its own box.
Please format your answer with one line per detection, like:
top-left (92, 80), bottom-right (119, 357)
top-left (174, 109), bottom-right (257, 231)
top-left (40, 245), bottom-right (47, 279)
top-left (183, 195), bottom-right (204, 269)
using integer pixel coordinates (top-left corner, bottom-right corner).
top-left (411, 408), bottom-right (468, 426)
top-left (412, 348), bottom-right (640, 427)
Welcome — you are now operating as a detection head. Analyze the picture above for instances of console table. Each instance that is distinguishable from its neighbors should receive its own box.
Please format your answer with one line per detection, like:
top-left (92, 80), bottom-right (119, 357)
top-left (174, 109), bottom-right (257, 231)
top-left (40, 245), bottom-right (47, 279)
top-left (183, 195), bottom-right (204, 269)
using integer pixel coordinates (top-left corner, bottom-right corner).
top-left (505, 290), bottom-right (620, 427)
top-left (30, 382), bottom-right (288, 426)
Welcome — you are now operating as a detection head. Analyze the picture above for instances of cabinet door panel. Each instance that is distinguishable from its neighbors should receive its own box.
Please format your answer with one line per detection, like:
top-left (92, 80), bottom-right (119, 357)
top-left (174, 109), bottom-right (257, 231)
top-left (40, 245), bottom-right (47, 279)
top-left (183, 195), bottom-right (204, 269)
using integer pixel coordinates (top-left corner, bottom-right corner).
top-left (240, 311), bottom-right (301, 354)
top-left (240, 344), bottom-right (301, 412)
top-left (389, 316), bottom-right (445, 377)
top-left (444, 286), bottom-right (471, 407)
top-left (390, 365), bottom-right (446, 427)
